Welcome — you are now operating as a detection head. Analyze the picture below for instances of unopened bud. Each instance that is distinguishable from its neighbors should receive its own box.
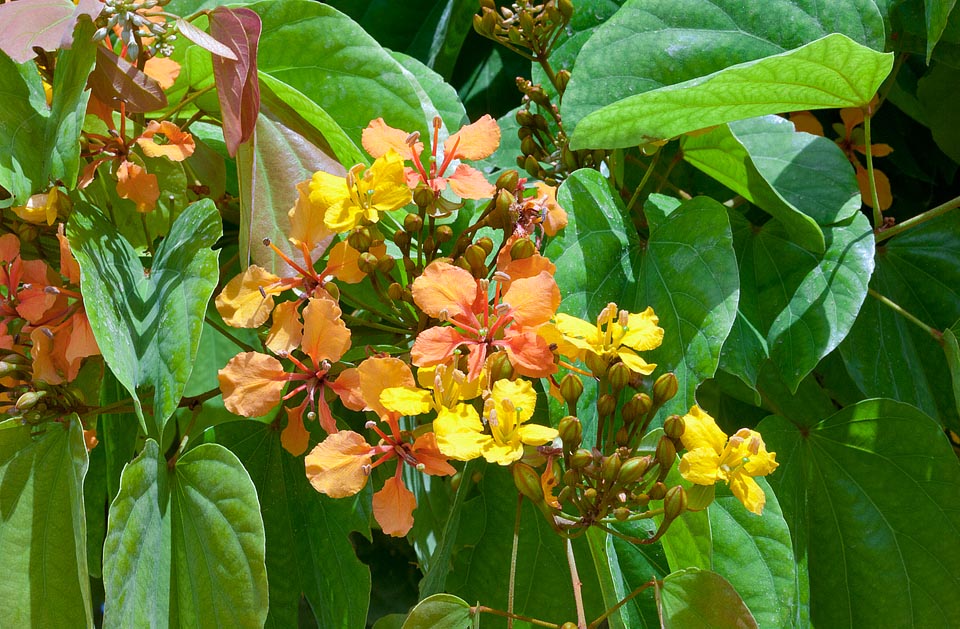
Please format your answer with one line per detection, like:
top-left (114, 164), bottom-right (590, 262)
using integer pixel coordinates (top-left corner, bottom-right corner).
top-left (653, 372), bottom-right (678, 406)
top-left (602, 453), bottom-right (621, 484)
top-left (663, 414), bottom-right (685, 441)
top-left (505, 238), bottom-right (533, 261)
top-left (487, 352), bottom-right (514, 382)
top-left (560, 145), bottom-right (578, 171)
top-left (523, 155), bottom-right (541, 178)
top-left (393, 229), bottom-right (410, 249)
top-left (622, 392), bottom-right (651, 424)
top-left (557, 485), bottom-right (573, 504)
top-left (648, 481), bottom-right (667, 500)
top-left (454, 256), bottom-right (472, 272)
top-left (581, 487), bottom-right (597, 508)
top-left (608, 362), bottom-right (630, 392)
top-left (618, 457), bottom-right (648, 485)
top-left (476, 236), bottom-right (494, 255)
top-left (512, 462), bottom-right (545, 503)
top-left (597, 393), bottom-right (616, 418)
top-left (324, 283), bottom-right (340, 301)
top-left (347, 227), bottom-right (371, 251)
top-left (520, 135), bottom-right (540, 158)
top-left (414, 186), bottom-right (435, 208)
top-left (376, 255), bottom-right (395, 274)
top-left (615, 427), bottom-right (630, 447)
top-left (16, 391), bottom-right (46, 410)
top-left (655, 437), bottom-right (677, 472)
top-left (559, 373), bottom-right (584, 408)
top-left (423, 235), bottom-right (436, 255)
top-left (663, 485), bottom-right (688, 520)
top-left (495, 169), bottom-right (519, 193)
top-left (507, 26), bottom-right (524, 46)
top-left (558, 0), bottom-right (574, 21)
top-left (562, 469), bottom-right (579, 487)
top-left (403, 213), bottom-right (423, 233)
top-left (464, 244), bottom-right (488, 270)
top-left (584, 351), bottom-right (608, 377)
top-left (614, 507), bottom-right (630, 521)
top-left (556, 69), bottom-right (571, 94)
top-left (519, 10), bottom-right (535, 33)
top-left (435, 225), bottom-right (454, 243)
top-left (558, 416), bottom-right (582, 450)
top-left (516, 110), bottom-right (535, 127)
top-left (357, 252), bottom-right (378, 274)
top-left (569, 448), bottom-right (592, 470)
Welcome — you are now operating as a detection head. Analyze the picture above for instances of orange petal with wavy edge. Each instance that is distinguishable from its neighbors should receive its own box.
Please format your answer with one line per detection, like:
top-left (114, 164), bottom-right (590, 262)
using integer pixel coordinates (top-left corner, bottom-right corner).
top-left (16, 259), bottom-right (58, 323)
top-left (281, 400), bottom-right (310, 456)
top-left (501, 331), bottom-right (557, 378)
top-left (216, 265), bottom-right (284, 328)
top-left (502, 271), bottom-right (559, 327)
top-left (411, 432), bottom-right (456, 476)
top-left (840, 107), bottom-right (864, 132)
top-left (30, 327), bottom-right (63, 385)
top-left (447, 164), bottom-right (496, 199)
top-left (305, 430), bottom-right (373, 498)
top-left (868, 143), bottom-right (893, 157)
top-left (218, 352), bottom-right (286, 417)
top-left (325, 240), bottom-right (381, 284)
top-left (331, 367), bottom-right (364, 411)
top-left (358, 356), bottom-right (415, 421)
top-left (64, 312), bottom-right (99, 367)
top-left (116, 160), bottom-right (159, 212)
top-left (443, 114), bottom-right (500, 161)
top-left (362, 118), bottom-right (419, 160)
top-left (302, 297), bottom-right (351, 364)
top-left (57, 224), bottom-right (81, 285)
top-left (411, 261), bottom-right (478, 319)
top-left (534, 182), bottom-right (568, 236)
top-left (411, 325), bottom-right (467, 367)
top-left (136, 120), bottom-right (196, 162)
top-left (288, 180), bottom-right (335, 252)
top-left (143, 56), bottom-right (180, 90)
top-left (373, 476), bottom-right (417, 537)
top-left (265, 300), bottom-right (303, 354)
top-left (789, 111), bottom-right (824, 136)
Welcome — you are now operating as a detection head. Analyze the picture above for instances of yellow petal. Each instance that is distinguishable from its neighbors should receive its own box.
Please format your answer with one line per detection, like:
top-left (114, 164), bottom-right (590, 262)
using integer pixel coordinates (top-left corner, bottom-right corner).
top-left (617, 347), bottom-right (657, 375)
top-left (358, 356), bottom-right (415, 421)
top-left (678, 448), bottom-right (723, 486)
top-left (518, 423), bottom-right (559, 447)
top-left (215, 265), bottom-right (283, 328)
top-left (680, 405), bottom-right (728, 455)
top-left (304, 430), bottom-right (372, 498)
top-left (617, 307), bottom-right (664, 351)
top-left (434, 405), bottom-right (487, 461)
top-left (380, 386), bottom-right (434, 416)
top-left (729, 473), bottom-right (767, 515)
top-left (492, 378), bottom-right (537, 427)
top-left (554, 313), bottom-right (600, 347)
top-left (480, 440), bottom-right (523, 465)
top-left (369, 150), bottom-right (413, 212)
top-left (288, 180), bottom-right (335, 251)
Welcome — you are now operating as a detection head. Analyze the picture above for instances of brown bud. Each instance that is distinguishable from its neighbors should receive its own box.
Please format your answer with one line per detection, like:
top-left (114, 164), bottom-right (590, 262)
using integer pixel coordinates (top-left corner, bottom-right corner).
top-left (487, 351), bottom-right (514, 382)
top-left (581, 487), bottom-right (597, 508)
top-left (423, 236), bottom-right (436, 255)
top-left (523, 155), bottom-right (542, 178)
top-left (653, 372), bottom-right (679, 406)
top-left (557, 486), bottom-right (574, 504)
top-left (663, 485), bottom-right (688, 521)
top-left (592, 149), bottom-right (607, 165)
top-left (648, 481), bottom-right (667, 500)
top-left (507, 26), bottom-right (524, 46)
top-left (512, 462), bottom-right (545, 503)
top-left (614, 507), bottom-right (630, 521)
top-left (357, 252), bottom-right (378, 274)
top-left (602, 453), bottom-right (622, 484)
top-left (516, 110), bottom-right (535, 128)
top-left (560, 145), bottom-right (578, 171)
top-left (413, 186), bottom-right (435, 208)
top-left (561, 622), bottom-right (579, 629)
top-left (608, 362), bottom-right (631, 392)
top-left (615, 427), bottom-right (630, 447)
top-left (663, 414), bottom-right (685, 441)
top-left (480, 11), bottom-right (498, 35)
top-left (618, 457), bottom-right (648, 485)
top-left (495, 188), bottom-right (516, 216)
top-left (387, 282), bottom-right (404, 301)
top-left (476, 236), bottom-right (494, 255)
top-left (569, 448), bottom-right (592, 470)
top-left (556, 68), bottom-right (571, 94)
top-left (376, 255), bottom-right (395, 274)
top-left (558, 0), bottom-right (574, 21)
top-left (509, 237), bottom-right (536, 260)
top-left (597, 393), bottom-right (616, 418)
top-left (559, 373), bottom-right (584, 407)
top-left (520, 135), bottom-right (540, 158)
top-left (347, 227), bottom-right (372, 251)
top-left (558, 416), bottom-right (582, 450)
top-left (393, 229), bottom-right (410, 250)
top-left (454, 256), bottom-right (472, 272)
top-left (519, 10), bottom-right (535, 33)
top-left (479, 0), bottom-right (496, 11)
top-left (435, 224), bottom-right (454, 243)
top-left (532, 113), bottom-right (550, 132)
top-left (403, 213), bottom-right (423, 233)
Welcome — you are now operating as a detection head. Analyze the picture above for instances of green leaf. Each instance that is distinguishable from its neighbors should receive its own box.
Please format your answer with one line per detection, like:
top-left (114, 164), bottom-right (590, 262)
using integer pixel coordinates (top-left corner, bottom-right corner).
top-left (709, 479), bottom-right (801, 629)
top-left (658, 568), bottom-right (758, 629)
top-left (926, 0), bottom-right (958, 61)
top-left (604, 520), bottom-right (669, 627)
top-left (102, 439), bottom-right (268, 628)
top-left (684, 115), bottom-right (863, 251)
top-left (390, 51), bottom-right (468, 131)
top-left (917, 63), bottom-right (960, 164)
top-left (402, 593), bottom-right (473, 629)
top-left (419, 459), bottom-right (475, 597)
top-left (945, 320), bottom-right (960, 418)
top-left (406, 0), bottom-right (476, 80)
top-left (0, 418), bottom-right (93, 628)
top-left (68, 199), bottom-right (221, 436)
top-left (586, 527), bottom-right (628, 629)
top-left (839, 211), bottom-right (960, 430)
top-left (569, 34), bottom-right (893, 149)
top-left (722, 210), bottom-right (875, 393)
top-left (760, 399), bottom-right (960, 626)
top-left (215, 420), bottom-right (371, 629)
top-left (253, 0), bottom-right (436, 145)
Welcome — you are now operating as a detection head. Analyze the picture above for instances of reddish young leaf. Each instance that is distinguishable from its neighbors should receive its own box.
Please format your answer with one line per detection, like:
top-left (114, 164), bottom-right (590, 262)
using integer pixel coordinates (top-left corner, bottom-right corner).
top-left (0, 0), bottom-right (101, 63)
top-left (88, 46), bottom-right (167, 113)
top-left (174, 17), bottom-right (238, 61)
top-left (209, 7), bottom-right (261, 156)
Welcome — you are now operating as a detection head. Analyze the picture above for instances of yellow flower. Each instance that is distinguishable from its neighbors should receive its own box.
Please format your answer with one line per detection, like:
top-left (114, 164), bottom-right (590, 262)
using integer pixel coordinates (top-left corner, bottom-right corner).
top-left (309, 149), bottom-right (412, 233)
top-left (678, 406), bottom-right (779, 515)
top-left (551, 303), bottom-right (663, 375)
top-left (379, 364), bottom-right (483, 417)
top-left (433, 379), bottom-right (557, 465)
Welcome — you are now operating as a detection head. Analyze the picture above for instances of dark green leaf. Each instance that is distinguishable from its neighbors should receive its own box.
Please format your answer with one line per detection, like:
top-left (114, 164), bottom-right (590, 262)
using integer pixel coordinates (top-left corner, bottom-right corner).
top-left (760, 399), bottom-right (960, 627)
top-left (418, 460), bottom-right (474, 597)
top-left (658, 568), bottom-right (758, 629)
top-left (917, 63), bottom-right (960, 163)
top-left (68, 199), bottom-right (221, 436)
top-left (926, 0), bottom-right (958, 61)
top-left (402, 593), bottom-right (472, 629)
top-left (945, 320), bottom-right (960, 418)
top-left (406, 0), bottom-right (476, 80)
top-left (0, 418), bottom-right (92, 628)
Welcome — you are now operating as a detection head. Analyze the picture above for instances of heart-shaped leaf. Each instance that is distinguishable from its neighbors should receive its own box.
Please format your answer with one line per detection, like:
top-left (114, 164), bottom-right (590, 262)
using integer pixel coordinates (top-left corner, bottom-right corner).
top-left (402, 594), bottom-right (473, 629)
top-left (68, 199), bottom-right (221, 436)
top-left (658, 568), bottom-right (758, 628)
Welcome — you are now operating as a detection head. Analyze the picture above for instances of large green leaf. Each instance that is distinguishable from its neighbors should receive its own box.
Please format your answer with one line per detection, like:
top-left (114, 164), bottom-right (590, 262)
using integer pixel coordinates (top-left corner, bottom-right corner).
top-left (570, 33), bottom-right (892, 149)
top-left (839, 212), bottom-right (960, 430)
top-left (926, 0), bottom-right (959, 61)
top-left (760, 399), bottom-right (960, 627)
top-left (0, 418), bottom-right (92, 628)
top-left (402, 593), bottom-right (472, 629)
top-left (68, 199), bottom-right (221, 436)
top-left (0, 18), bottom-right (96, 206)
top-left (917, 63), bottom-right (960, 163)
top-left (658, 568), bottom-right (758, 628)
top-left (215, 420), bottom-right (371, 629)
top-left (562, 0), bottom-right (885, 137)
top-left (102, 439), bottom-right (268, 628)
top-left (683, 115), bottom-right (863, 252)
top-left (722, 210), bottom-right (874, 394)
top-left (546, 171), bottom-right (738, 419)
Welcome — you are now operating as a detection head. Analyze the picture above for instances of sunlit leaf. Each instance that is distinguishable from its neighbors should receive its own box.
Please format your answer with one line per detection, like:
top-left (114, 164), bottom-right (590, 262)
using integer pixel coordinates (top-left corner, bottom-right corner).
top-left (209, 7), bottom-right (261, 156)
top-left (658, 568), bottom-right (758, 628)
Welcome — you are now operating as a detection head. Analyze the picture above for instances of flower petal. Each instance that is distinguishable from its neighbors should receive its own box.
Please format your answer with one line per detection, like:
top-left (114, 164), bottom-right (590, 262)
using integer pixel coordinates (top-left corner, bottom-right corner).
top-left (373, 476), bottom-right (417, 537)
top-left (136, 120), bottom-right (195, 162)
top-left (502, 271), bottom-right (560, 327)
top-left (618, 307), bottom-right (664, 351)
top-left (281, 400), bottom-right (310, 456)
top-left (443, 114), bottom-right (500, 161)
top-left (301, 297), bottom-right (351, 363)
top-left (434, 404), bottom-right (487, 461)
top-left (116, 160), bottom-right (159, 213)
top-left (518, 423), bottom-right (559, 447)
top-left (305, 430), bottom-right (372, 498)
top-left (680, 405), bottom-right (728, 455)
top-left (411, 260), bottom-right (478, 320)
top-left (447, 164), bottom-right (495, 199)
top-left (288, 180), bottom-right (335, 252)
top-left (411, 432), bottom-right (456, 476)
top-left (358, 356), bottom-right (415, 421)
top-left (678, 448), bottom-right (723, 485)
top-left (218, 352), bottom-right (286, 417)
top-left (380, 386), bottom-right (434, 416)
top-left (216, 265), bottom-right (283, 328)
top-left (729, 473), bottom-right (767, 515)
top-left (265, 300), bottom-right (302, 354)
top-left (362, 118), bottom-right (418, 160)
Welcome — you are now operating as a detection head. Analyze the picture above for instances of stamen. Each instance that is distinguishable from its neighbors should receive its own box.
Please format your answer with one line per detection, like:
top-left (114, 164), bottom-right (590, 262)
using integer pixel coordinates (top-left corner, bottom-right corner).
top-left (492, 271), bottom-right (511, 283)
top-left (405, 131), bottom-right (420, 146)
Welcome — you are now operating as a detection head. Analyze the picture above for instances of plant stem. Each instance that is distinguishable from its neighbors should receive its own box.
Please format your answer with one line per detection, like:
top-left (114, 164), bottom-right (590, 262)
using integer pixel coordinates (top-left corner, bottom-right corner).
top-left (624, 150), bottom-right (661, 215)
top-left (472, 606), bottom-right (560, 628)
top-left (204, 314), bottom-right (258, 353)
top-left (868, 289), bottom-right (943, 344)
top-left (341, 313), bottom-right (410, 336)
top-left (566, 538), bottom-right (587, 629)
top-left (508, 492), bottom-right (522, 629)
top-left (876, 193), bottom-right (960, 243)
top-left (588, 580), bottom-right (656, 628)
top-left (862, 112), bottom-right (883, 228)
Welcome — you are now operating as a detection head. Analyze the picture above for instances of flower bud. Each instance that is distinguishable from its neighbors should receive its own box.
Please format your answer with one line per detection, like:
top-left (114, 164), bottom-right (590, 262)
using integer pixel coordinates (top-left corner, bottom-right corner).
top-left (655, 436), bottom-right (677, 472)
top-left (324, 282), bottom-right (341, 301)
top-left (493, 169), bottom-right (518, 193)
top-left (559, 373), bottom-right (583, 407)
top-left (622, 392), bottom-right (651, 424)
top-left (481, 11), bottom-right (498, 35)
top-left (663, 485), bottom-right (688, 521)
top-left (393, 229), bottom-right (410, 250)
top-left (509, 237), bottom-right (536, 260)
top-left (608, 362), bottom-right (630, 392)
top-left (602, 453), bottom-right (621, 484)
top-left (516, 110), bottom-right (535, 128)
top-left (532, 113), bottom-right (550, 132)
top-left (376, 255), bottom-right (395, 274)
top-left (556, 68), bottom-right (571, 94)
top-left (520, 135), bottom-right (540, 158)
top-left (507, 26), bottom-right (524, 46)
top-left (495, 188), bottom-right (516, 216)
top-left (519, 10), bottom-right (535, 33)
top-left (435, 225), bottom-right (454, 243)
top-left (581, 487), bottom-right (597, 508)
top-left (476, 236), bottom-right (494, 255)
top-left (569, 448), bottom-right (592, 470)
top-left (648, 481), bottom-right (667, 501)
top-left (558, 416), bottom-right (582, 450)
top-left (653, 372), bottom-right (679, 406)
top-left (558, 0), bottom-right (574, 21)
top-left (357, 252), bottom-right (378, 274)
top-left (562, 469), bottom-right (579, 487)
top-left (423, 235), bottom-right (436, 256)
top-left (16, 391), bottom-right (46, 411)
top-left (403, 213), bottom-right (423, 233)
top-left (454, 256), bottom-right (472, 272)
top-left (512, 462), bottom-right (545, 503)
top-left (615, 427), bottom-right (630, 447)
top-left (663, 414), bottom-right (685, 441)
top-left (584, 351), bottom-right (608, 377)
top-left (618, 456), bottom-right (648, 485)
top-left (414, 186), bottom-right (435, 208)
top-left (387, 282), bottom-right (404, 301)
top-left (560, 145), bottom-right (579, 172)
top-left (592, 149), bottom-right (607, 165)
top-left (523, 155), bottom-right (541, 178)
top-left (557, 486), bottom-right (573, 504)
top-left (487, 352), bottom-right (514, 382)
top-left (561, 622), bottom-right (578, 629)
top-left (347, 227), bottom-right (371, 251)
top-left (597, 393), bottom-right (616, 418)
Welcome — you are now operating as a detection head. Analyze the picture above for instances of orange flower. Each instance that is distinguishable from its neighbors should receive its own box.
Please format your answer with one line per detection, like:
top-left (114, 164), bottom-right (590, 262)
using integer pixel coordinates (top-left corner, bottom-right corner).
top-left (136, 120), bottom-right (196, 162)
top-left (836, 106), bottom-right (893, 212)
top-left (116, 160), bottom-right (160, 213)
top-left (410, 260), bottom-right (559, 381)
top-left (362, 115), bottom-right (500, 213)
